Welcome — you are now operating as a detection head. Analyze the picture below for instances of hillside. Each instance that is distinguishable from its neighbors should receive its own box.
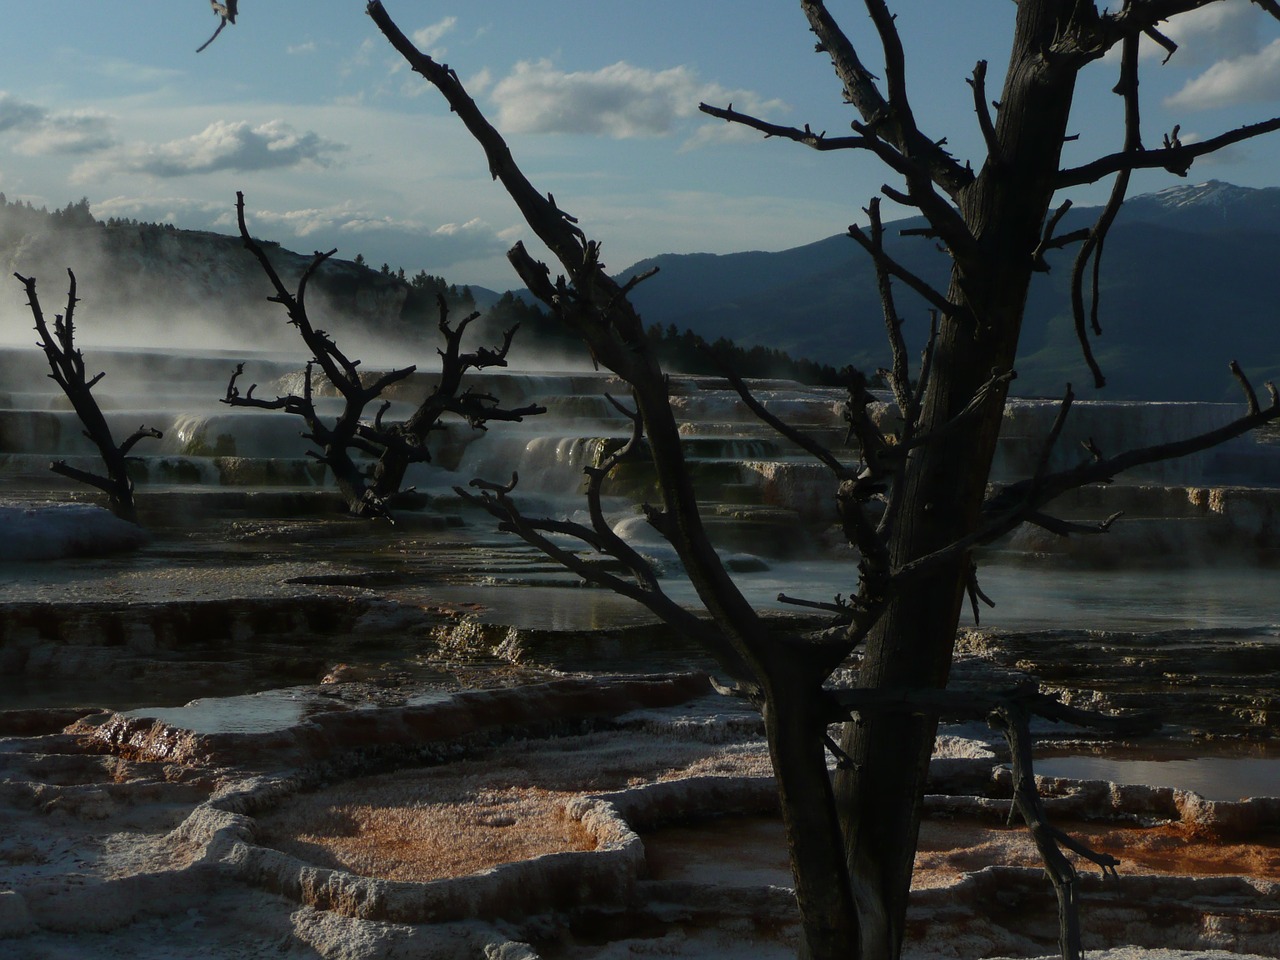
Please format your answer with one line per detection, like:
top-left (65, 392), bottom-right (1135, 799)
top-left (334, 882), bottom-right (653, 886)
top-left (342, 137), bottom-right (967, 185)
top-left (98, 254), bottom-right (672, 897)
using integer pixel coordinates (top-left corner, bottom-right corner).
top-left (0, 198), bottom-right (488, 360)
top-left (617, 181), bottom-right (1280, 401)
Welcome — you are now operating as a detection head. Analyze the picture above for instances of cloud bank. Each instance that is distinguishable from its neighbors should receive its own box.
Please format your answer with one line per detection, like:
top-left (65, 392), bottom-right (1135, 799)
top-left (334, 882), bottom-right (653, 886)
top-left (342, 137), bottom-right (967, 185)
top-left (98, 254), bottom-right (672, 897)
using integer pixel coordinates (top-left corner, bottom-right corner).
top-left (1142, 4), bottom-right (1261, 65)
top-left (1167, 38), bottom-right (1280, 110)
top-left (0, 92), bottom-right (44, 133)
top-left (104, 120), bottom-right (344, 177)
top-left (67, 120), bottom-right (344, 185)
top-left (0, 92), bottom-right (116, 156)
top-left (1157, 6), bottom-right (1280, 110)
top-left (490, 59), bottom-right (784, 141)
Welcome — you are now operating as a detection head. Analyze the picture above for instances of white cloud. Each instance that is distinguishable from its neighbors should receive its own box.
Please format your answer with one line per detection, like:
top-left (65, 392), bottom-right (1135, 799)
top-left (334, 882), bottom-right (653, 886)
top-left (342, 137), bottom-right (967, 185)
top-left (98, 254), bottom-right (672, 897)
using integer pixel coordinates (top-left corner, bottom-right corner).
top-left (73, 120), bottom-right (345, 180)
top-left (433, 217), bottom-right (488, 237)
top-left (74, 52), bottom-right (184, 87)
top-left (412, 17), bottom-right (457, 53)
top-left (490, 59), bottom-right (785, 141)
top-left (1141, 4), bottom-right (1262, 64)
top-left (341, 37), bottom-right (378, 77)
top-left (287, 41), bottom-right (317, 56)
top-left (1165, 37), bottom-right (1280, 109)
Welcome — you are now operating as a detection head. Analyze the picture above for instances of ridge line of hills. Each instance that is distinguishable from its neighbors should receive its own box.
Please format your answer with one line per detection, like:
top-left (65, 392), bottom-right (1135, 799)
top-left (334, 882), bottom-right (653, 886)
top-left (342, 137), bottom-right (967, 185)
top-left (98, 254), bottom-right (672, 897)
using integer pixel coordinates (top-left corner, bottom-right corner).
top-left (613, 179), bottom-right (1280, 401)
top-left (4, 181), bottom-right (1279, 400)
top-left (0, 195), bottom-right (837, 385)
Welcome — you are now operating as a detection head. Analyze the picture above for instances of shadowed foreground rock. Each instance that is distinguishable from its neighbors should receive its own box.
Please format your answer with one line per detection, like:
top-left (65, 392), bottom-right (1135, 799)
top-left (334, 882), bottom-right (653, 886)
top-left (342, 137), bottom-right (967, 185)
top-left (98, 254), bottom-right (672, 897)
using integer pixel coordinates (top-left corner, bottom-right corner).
top-left (2, 670), bottom-right (1279, 959)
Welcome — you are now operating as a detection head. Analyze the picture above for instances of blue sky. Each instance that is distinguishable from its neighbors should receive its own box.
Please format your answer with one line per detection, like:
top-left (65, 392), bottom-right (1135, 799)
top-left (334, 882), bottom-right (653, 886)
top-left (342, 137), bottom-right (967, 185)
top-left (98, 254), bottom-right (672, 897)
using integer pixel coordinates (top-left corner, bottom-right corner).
top-left (3, 2), bottom-right (1280, 290)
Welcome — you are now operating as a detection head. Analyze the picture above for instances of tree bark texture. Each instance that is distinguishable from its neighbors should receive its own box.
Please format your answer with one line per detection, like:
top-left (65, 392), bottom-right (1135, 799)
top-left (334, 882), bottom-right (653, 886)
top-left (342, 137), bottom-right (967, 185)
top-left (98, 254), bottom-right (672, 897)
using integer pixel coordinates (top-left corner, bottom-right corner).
top-left (834, 6), bottom-right (1085, 955)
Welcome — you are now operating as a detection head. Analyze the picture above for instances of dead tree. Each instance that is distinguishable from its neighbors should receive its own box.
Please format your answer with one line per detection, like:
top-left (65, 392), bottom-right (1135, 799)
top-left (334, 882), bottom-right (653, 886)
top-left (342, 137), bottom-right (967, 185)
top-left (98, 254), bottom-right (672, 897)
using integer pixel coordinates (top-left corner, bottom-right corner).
top-left (224, 193), bottom-right (542, 519)
top-left (367, 2), bottom-right (1280, 958)
top-left (13, 270), bottom-right (162, 525)
top-left (365, 298), bottom-right (542, 503)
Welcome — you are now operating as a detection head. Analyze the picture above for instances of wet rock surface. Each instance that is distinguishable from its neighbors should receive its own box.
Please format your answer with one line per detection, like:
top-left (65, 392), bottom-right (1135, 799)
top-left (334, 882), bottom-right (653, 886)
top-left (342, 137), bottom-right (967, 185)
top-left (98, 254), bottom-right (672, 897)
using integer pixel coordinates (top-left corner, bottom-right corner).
top-left (954, 625), bottom-right (1280, 742)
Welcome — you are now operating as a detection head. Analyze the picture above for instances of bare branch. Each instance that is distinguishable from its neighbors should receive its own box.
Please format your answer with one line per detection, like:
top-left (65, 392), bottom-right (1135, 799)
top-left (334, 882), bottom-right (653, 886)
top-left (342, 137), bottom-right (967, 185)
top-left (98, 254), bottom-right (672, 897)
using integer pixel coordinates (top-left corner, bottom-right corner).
top-left (1033, 200), bottom-right (1091, 270)
top-left (455, 476), bottom-right (757, 685)
top-left (778, 593), bottom-right (855, 620)
top-left (698, 100), bottom-right (975, 255)
top-left (197, 0), bottom-right (238, 53)
top-left (865, 197), bottom-right (912, 413)
top-left (1013, 363), bottom-right (1280, 506)
top-left (119, 426), bottom-right (164, 457)
top-left (965, 559), bottom-right (995, 626)
top-left (990, 700), bottom-right (1115, 960)
top-left (1143, 26), bottom-right (1178, 63)
top-left (967, 60), bottom-right (1001, 168)
top-left (847, 221), bottom-right (963, 321)
top-left (1025, 511), bottom-right (1123, 537)
top-left (1030, 383), bottom-right (1076, 485)
top-left (369, 3), bottom-right (776, 674)
top-left (697, 102), bottom-right (872, 152)
top-left (367, 3), bottom-right (592, 275)
top-left (1069, 35), bottom-right (1141, 388)
top-left (1231, 359), bottom-right (1261, 415)
top-left (800, 0), bottom-right (972, 197)
top-left (1058, 116), bottom-right (1280, 188)
top-left (718, 360), bottom-right (854, 479)
top-left (901, 365), bottom-right (1280, 575)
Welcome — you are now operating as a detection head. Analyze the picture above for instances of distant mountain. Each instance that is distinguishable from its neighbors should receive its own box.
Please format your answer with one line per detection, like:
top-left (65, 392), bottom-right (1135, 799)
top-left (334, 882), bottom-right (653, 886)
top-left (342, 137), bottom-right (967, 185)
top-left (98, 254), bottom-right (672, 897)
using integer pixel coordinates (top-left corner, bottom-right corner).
top-left (1121, 179), bottom-right (1280, 233)
top-left (616, 181), bottom-right (1280, 401)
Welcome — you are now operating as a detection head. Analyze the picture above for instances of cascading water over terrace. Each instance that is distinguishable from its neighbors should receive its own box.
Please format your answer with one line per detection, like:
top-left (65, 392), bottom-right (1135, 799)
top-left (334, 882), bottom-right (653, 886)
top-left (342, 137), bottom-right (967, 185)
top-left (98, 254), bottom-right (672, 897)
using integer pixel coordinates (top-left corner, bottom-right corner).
top-left (5, 343), bottom-right (1280, 960)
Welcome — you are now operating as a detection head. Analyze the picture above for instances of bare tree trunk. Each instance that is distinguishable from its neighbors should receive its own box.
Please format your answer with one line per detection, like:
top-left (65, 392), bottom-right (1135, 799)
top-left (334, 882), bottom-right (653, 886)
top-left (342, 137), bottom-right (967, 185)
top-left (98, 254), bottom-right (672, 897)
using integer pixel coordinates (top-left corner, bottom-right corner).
top-left (764, 673), bottom-right (860, 959)
top-left (834, 5), bottom-right (1082, 952)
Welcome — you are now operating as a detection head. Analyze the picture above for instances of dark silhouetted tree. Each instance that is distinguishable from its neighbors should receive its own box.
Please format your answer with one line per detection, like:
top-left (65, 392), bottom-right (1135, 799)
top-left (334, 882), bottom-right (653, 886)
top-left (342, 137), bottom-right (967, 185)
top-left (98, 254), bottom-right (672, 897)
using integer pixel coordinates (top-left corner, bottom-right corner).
top-left (366, 4), bottom-right (1280, 958)
top-left (224, 193), bottom-right (543, 519)
top-left (13, 270), bottom-right (161, 523)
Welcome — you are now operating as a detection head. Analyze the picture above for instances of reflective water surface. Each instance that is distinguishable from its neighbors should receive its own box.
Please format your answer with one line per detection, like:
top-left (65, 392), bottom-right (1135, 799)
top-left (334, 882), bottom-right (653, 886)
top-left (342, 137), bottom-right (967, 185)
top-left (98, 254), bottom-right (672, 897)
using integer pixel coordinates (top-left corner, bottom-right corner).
top-left (1035, 755), bottom-right (1280, 801)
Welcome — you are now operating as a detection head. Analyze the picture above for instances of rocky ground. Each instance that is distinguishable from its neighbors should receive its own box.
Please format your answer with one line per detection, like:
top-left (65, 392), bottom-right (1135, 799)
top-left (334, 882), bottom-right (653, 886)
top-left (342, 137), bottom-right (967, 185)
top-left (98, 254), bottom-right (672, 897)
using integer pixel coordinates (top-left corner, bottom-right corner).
top-left (3, 504), bottom-right (1280, 959)
top-left (3, 652), bottom-right (1280, 960)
